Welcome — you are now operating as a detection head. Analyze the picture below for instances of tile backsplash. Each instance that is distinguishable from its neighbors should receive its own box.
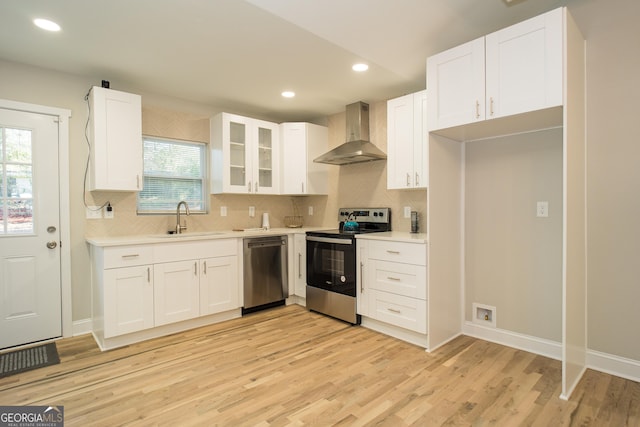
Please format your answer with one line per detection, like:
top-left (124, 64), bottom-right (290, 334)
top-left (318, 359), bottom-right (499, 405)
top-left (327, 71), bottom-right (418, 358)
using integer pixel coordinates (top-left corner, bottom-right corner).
top-left (84, 101), bottom-right (427, 238)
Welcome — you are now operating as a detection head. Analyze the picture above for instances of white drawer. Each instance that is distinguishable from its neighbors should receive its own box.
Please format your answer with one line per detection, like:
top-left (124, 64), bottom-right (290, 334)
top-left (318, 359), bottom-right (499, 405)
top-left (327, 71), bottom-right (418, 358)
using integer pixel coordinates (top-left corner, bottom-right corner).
top-left (369, 290), bottom-right (427, 334)
top-left (371, 260), bottom-right (426, 299)
top-left (368, 240), bottom-right (426, 265)
top-left (103, 245), bottom-right (154, 269)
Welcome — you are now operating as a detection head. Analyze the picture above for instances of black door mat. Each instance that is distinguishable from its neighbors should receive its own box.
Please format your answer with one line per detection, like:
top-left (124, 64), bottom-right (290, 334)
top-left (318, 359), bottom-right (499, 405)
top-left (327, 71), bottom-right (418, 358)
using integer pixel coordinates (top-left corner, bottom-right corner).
top-left (0, 342), bottom-right (60, 378)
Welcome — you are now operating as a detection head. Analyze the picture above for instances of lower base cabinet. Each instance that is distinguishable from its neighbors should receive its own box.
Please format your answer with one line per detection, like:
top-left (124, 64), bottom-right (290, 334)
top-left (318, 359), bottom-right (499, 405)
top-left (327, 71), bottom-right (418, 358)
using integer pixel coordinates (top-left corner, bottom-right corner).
top-left (358, 237), bottom-right (428, 338)
top-left (92, 239), bottom-right (240, 348)
top-left (199, 256), bottom-right (239, 315)
top-left (154, 260), bottom-right (201, 326)
top-left (103, 264), bottom-right (154, 337)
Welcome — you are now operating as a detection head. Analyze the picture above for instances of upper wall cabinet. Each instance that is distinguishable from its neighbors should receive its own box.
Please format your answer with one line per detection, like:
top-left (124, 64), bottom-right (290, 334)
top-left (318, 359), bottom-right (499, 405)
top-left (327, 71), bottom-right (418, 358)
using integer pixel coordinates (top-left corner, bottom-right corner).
top-left (211, 113), bottom-right (280, 194)
top-left (427, 8), bottom-right (563, 134)
top-left (280, 122), bottom-right (328, 195)
top-left (387, 90), bottom-right (428, 189)
top-left (88, 86), bottom-right (142, 191)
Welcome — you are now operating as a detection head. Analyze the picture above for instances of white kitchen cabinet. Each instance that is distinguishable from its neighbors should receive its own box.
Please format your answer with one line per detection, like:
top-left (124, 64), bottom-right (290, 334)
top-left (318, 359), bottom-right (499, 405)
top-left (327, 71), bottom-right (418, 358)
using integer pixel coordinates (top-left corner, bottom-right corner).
top-left (153, 260), bottom-right (200, 326)
top-left (90, 238), bottom-right (241, 350)
top-left (211, 112), bottom-right (280, 194)
top-left (292, 233), bottom-right (306, 298)
top-left (103, 265), bottom-right (154, 338)
top-left (427, 7), bottom-right (562, 132)
top-left (387, 90), bottom-right (428, 189)
top-left (200, 255), bottom-right (239, 315)
top-left (98, 245), bottom-right (154, 338)
top-left (88, 86), bottom-right (143, 191)
top-left (357, 237), bottom-right (428, 342)
top-left (280, 122), bottom-right (328, 195)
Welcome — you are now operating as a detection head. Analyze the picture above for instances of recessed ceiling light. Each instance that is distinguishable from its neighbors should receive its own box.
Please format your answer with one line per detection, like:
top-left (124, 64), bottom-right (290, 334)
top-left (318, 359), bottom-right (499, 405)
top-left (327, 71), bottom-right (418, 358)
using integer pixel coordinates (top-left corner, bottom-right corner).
top-left (281, 91), bottom-right (295, 98)
top-left (34, 18), bottom-right (61, 32)
top-left (352, 63), bottom-right (369, 72)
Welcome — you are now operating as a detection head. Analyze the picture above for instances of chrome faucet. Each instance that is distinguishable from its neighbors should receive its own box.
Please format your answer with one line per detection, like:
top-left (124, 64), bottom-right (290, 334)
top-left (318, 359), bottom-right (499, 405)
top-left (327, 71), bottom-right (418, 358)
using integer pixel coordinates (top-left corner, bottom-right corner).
top-left (175, 201), bottom-right (190, 234)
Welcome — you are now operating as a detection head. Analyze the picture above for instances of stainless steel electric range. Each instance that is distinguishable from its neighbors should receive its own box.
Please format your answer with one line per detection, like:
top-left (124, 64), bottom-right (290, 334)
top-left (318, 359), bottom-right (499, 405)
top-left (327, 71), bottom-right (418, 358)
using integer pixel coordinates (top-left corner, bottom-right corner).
top-left (306, 207), bottom-right (391, 324)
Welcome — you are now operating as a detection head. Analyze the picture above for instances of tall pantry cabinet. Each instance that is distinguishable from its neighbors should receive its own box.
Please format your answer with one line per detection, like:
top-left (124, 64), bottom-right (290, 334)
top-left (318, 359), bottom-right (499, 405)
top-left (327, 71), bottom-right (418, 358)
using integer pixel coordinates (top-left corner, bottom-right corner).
top-left (426, 7), bottom-right (585, 399)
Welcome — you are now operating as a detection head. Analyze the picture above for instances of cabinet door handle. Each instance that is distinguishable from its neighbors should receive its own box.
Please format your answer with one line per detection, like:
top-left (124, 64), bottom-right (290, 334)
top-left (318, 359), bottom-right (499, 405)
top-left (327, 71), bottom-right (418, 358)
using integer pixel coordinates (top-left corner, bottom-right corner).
top-left (147, 267), bottom-right (150, 283)
top-left (194, 261), bottom-right (198, 275)
top-left (360, 261), bottom-right (365, 293)
top-left (255, 182), bottom-right (258, 193)
top-left (490, 97), bottom-right (494, 116)
top-left (415, 172), bottom-right (419, 186)
top-left (248, 181), bottom-right (252, 192)
top-left (301, 182), bottom-right (304, 193)
top-left (387, 276), bottom-right (401, 281)
top-left (387, 308), bottom-right (401, 314)
top-left (386, 250), bottom-right (400, 254)
top-left (475, 100), bottom-right (480, 119)
top-left (406, 173), bottom-right (410, 187)
top-left (203, 261), bottom-right (207, 275)
top-left (298, 253), bottom-right (302, 278)
top-left (136, 175), bottom-right (140, 189)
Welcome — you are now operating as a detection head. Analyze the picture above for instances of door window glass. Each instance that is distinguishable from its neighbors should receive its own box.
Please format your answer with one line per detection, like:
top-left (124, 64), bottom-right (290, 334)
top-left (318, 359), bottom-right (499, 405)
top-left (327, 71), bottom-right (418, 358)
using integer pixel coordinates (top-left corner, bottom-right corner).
top-left (1, 127), bottom-right (34, 234)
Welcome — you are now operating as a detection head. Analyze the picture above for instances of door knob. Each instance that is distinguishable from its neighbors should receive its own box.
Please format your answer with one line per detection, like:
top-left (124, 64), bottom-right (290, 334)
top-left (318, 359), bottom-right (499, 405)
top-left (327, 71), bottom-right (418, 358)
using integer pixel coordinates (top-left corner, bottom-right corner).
top-left (46, 241), bottom-right (58, 249)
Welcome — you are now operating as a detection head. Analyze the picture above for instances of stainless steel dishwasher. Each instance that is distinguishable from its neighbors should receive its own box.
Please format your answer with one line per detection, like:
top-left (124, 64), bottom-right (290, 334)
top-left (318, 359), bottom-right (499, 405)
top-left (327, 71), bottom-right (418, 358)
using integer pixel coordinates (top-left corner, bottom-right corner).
top-left (242, 235), bottom-right (288, 314)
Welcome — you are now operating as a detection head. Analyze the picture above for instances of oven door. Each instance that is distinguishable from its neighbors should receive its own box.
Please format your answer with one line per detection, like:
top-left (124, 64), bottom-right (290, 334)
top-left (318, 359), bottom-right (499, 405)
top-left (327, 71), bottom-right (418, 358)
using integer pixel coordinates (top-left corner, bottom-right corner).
top-left (306, 235), bottom-right (356, 297)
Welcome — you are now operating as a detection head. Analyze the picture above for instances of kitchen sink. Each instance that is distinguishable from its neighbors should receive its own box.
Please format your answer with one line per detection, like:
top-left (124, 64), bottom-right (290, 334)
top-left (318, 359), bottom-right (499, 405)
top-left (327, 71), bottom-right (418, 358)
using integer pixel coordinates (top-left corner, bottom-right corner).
top-left (147, 231), bottom-right (226, 239)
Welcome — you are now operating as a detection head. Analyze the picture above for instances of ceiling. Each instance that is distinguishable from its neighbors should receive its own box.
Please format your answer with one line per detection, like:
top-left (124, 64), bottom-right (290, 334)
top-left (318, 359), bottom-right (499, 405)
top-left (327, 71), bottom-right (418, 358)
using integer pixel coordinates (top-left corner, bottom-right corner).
top-left (0, 0), bottom-right (569, 122)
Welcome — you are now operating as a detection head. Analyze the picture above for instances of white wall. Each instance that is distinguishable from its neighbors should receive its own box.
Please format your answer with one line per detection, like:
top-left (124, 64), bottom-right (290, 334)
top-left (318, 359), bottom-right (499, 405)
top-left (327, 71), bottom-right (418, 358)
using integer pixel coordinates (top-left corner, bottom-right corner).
top-left (465, 129), bottom-right (563, 342)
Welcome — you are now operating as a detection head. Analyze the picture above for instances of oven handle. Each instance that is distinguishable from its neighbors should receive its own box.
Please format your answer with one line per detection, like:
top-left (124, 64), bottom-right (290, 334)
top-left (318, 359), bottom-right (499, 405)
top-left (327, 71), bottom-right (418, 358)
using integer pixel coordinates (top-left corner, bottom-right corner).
top-left (306, 236), bottom-right (353, 245)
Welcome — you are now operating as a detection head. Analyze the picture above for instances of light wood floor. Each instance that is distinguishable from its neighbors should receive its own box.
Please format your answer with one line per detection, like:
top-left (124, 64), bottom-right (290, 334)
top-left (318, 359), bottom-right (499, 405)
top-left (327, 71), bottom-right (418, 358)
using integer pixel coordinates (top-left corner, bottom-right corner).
top-left (1, 305), bottom-right (639, 426)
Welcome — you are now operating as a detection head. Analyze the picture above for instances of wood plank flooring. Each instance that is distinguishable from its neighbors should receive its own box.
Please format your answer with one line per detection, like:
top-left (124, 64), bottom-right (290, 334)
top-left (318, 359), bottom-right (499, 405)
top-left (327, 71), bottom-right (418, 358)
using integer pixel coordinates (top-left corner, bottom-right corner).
top-left (1, 305), bottom-right (639, 426)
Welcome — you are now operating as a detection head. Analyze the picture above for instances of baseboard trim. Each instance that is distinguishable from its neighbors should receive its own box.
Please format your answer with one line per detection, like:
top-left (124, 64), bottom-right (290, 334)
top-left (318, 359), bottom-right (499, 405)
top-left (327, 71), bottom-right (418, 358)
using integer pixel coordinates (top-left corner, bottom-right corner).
top-left (587, 349), bottom-right (640, 383)
top-left (72, 318), bottom-right (93, 337)
top-left (462, 321), bottom-right (562, 361)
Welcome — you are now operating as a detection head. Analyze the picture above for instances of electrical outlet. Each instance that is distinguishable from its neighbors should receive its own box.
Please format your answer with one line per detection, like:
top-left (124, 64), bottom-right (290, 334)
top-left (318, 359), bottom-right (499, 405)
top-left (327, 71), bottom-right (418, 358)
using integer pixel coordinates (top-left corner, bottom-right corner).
top-left (537, 201), bottom-right (549, 218)
top-left (404, 206), bottom-right (411, 218)
top-left (103, 204), bottom-right (114, 219)
top-left (249, 206), bottom-right (255, 217)
top-left (308, 206), bottom-right (313, 216)
top-left (85, 206), bottom-right (102, 219)
top-left (220, 206), bottom-right (227, 217)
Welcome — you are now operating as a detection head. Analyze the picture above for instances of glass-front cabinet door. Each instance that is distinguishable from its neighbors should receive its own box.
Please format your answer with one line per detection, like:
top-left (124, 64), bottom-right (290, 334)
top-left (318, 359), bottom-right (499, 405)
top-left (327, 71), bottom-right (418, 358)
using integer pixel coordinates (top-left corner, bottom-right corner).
top-left (255, 121), bottom-right (279, 194)
top-left (228, 120), bottom-right (247, 188)
top-left (211, 113), bottom-right (279, 194)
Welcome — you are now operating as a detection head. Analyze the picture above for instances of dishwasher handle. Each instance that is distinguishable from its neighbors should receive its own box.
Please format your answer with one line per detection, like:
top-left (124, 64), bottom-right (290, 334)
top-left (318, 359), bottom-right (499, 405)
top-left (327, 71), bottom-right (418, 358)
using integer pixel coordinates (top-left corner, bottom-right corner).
top-left (245, 237), bottom-right (286, 249)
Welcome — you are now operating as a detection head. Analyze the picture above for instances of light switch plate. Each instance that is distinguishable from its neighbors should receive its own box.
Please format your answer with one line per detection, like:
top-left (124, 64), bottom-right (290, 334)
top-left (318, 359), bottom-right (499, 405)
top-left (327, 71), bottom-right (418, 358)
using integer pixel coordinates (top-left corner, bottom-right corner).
top-left (249, 206), bottom-right (255, 217)
top-left (404, 206), bottom-right (411, 218)
top-left (220, 206), bottom-right (227, 217)
top-left (85, 206), bottom-right (102, 219)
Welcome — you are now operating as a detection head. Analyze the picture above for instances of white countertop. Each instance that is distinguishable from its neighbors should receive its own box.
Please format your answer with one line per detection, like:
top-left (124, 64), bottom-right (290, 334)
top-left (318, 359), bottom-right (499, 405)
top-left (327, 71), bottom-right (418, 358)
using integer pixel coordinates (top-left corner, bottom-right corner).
top-left (86, 227), bottom-right (320, 247)
top-left (355, 231), bottom-right (428, 244)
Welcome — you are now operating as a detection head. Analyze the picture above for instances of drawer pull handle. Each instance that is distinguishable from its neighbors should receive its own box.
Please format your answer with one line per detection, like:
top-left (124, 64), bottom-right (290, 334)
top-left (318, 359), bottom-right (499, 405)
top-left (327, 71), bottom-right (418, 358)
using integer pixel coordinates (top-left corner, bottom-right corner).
top-left (121, 254), bottom-right (140, 259)
top-left (387, 276), bottom-right (401, 281)
top-left (387, 308), bottom-right (401, 314)
top-left (386, 250), bottom-right (400, 254)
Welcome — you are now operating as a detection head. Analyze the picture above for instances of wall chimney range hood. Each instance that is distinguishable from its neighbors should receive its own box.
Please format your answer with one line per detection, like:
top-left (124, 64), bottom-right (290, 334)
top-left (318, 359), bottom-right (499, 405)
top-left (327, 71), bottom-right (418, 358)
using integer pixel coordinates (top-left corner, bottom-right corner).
top-left (313, 101), bottom-right (387, 165)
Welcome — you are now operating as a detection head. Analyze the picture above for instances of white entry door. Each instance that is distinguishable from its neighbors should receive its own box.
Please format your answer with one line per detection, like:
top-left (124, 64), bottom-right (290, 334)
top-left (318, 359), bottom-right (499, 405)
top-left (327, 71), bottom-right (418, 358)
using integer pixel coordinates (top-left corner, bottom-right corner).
top-left (0, 108), bottom-right (61, 349)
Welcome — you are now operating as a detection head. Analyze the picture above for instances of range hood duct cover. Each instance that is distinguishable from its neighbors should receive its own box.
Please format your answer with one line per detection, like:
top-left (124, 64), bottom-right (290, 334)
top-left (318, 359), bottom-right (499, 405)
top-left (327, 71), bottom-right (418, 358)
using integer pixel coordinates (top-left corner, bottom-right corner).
top-left (313, 101), bottom-right (387, 165)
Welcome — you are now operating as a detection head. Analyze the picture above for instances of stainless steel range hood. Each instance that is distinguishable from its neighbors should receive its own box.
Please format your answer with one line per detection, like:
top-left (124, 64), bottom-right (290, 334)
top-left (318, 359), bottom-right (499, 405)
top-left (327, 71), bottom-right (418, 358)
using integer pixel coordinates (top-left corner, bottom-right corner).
top-left (313, 101), bottom-right (387, 165)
